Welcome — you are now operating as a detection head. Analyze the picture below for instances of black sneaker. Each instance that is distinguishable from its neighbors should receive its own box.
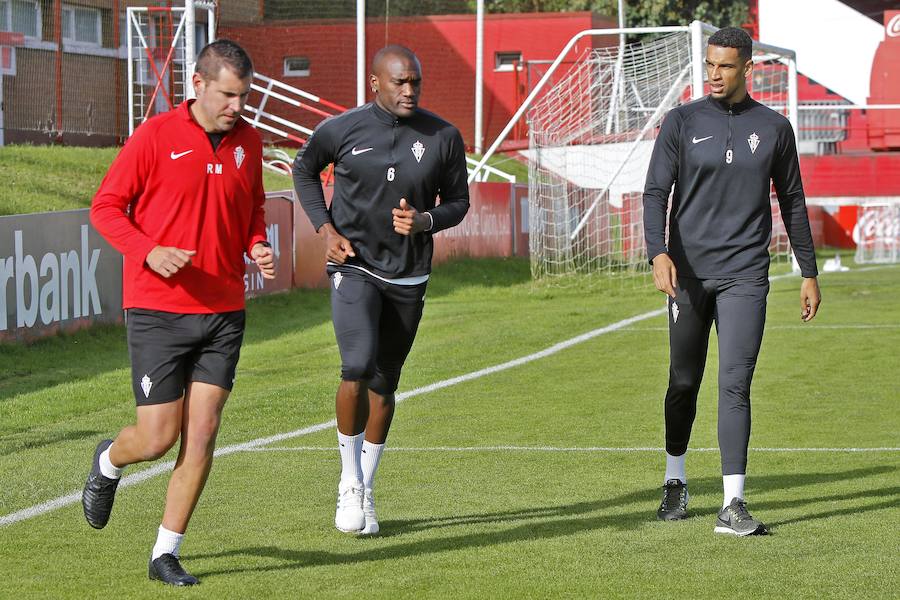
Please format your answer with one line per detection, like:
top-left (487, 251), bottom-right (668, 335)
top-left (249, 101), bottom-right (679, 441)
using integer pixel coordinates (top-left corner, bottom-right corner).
top-left (82, 439), bottom-right (120, 529)
top-left (149, 553), bottom-right (199, 586)
top-left (657, 478), bottom-right (689, 521)
top-left (714, 497), bottom-right (769, 536)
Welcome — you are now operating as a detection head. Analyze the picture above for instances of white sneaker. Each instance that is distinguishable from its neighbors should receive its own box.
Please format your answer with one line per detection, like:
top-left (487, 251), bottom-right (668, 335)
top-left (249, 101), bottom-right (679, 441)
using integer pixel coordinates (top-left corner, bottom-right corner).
top-left (359, 488), bottom-right (379, 535)
top-left (334, 480), bottom-right (365, 532)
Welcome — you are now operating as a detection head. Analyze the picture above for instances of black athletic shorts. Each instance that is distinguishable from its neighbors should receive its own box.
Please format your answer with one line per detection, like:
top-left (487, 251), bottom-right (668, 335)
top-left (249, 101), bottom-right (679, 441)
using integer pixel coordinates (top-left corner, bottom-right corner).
top-left (327, 265), bottom-right (427, 395)
top-left (126, 308), bottom-right (246, 406)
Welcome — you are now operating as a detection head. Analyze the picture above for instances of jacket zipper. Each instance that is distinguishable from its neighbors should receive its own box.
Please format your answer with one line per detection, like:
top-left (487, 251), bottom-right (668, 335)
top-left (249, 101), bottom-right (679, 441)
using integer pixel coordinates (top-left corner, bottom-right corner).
top-left (725, 108), bottom-right (735, 164)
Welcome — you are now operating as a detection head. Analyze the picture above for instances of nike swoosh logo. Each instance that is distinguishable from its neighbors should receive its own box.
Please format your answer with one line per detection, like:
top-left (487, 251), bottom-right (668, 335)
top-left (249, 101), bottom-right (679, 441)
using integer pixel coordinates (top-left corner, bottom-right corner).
top-left (170, 150), bottom-right (193, 160)
top-left (692, 136), bottom-right (713, 144)
top-left (351, 147), bottom-right (373, 155)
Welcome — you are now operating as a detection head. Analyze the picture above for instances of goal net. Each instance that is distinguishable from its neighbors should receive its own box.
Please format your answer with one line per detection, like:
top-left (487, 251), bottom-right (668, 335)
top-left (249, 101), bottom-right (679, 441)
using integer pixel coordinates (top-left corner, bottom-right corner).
top-left (525, 26), bottom-right (796, 283)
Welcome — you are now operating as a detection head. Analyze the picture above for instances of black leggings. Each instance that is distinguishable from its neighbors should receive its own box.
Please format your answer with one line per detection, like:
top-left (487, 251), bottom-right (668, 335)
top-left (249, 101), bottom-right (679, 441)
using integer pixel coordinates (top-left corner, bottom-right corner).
top-left (664, 276), bottom-right (769, 475)
top-left (328, 266), bottom-right (427, 396)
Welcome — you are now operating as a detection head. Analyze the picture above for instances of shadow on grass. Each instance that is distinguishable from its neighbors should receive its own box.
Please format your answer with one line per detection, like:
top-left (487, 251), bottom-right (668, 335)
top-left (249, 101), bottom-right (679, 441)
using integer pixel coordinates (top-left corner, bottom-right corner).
top-left (0, 428), bottom-right (102, 457)
top-left (189, 465), bottom-right (897, 578)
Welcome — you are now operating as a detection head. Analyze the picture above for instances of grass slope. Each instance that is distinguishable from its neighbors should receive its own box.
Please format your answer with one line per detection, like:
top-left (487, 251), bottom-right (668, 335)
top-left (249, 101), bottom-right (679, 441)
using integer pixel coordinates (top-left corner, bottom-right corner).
top-left (0, 257), bottom-right (898, 598)
top-left (0, 145), bottom-right (295, 216)
top-left (0, 145), bottom-right (524, 216)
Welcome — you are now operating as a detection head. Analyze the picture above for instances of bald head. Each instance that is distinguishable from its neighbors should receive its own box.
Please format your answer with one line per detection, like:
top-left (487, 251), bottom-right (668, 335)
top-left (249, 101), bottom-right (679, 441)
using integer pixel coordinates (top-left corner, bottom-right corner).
top-left (371, 45), bottom-right (420, 76)
top-left (370, 45), bottom-right (422, 118)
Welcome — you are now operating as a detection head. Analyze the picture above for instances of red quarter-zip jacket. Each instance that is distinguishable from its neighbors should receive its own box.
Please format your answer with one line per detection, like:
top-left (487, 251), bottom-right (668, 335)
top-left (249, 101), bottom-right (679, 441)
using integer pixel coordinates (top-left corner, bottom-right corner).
top-left (91, 100), bottom-right (268, 313)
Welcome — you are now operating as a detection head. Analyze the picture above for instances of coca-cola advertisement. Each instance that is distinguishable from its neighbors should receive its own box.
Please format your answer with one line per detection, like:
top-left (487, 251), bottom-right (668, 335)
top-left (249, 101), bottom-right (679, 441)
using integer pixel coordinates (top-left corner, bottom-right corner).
top-left (854, 204), bottom-right (900, 262)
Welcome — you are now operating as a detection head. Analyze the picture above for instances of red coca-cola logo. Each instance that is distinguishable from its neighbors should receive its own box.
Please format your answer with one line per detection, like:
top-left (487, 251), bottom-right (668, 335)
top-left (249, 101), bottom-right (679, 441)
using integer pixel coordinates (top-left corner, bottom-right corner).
top-left (853, 206), bottom-right (900, 245)
top-left (888, 14), bottom-right (900, 38)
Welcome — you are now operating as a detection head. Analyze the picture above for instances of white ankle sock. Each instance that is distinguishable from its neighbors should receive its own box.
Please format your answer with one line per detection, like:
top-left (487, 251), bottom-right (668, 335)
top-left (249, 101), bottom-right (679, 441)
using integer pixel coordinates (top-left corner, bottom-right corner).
top-left (361, 440), bottom-right (385, 491)
top-left (723, 474), bottom-right (746, 508)
top-left (337, 431), bottom-right (364, 485)
top-left (99, 444), bottom-right (123, 479)
top-left (151, 525), bottom-right (184, 560)
top-left (664, 452), bottom-right (686, 484)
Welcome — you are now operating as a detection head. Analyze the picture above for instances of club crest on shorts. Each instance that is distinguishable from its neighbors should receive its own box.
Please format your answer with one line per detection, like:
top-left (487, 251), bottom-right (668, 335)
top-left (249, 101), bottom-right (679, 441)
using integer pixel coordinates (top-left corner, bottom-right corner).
top-left (671, 301), bottom-right (680, 324)
top-left (234, 145), bottom-right (245, 168)
top-left (411, 140), bottom-right (425, 163)
top-left (333, 272), bottom-right (343, 289)
top-left (140, 374), bottom-right (153, 398)
top-left (748, 132), bottom-right (760, 155)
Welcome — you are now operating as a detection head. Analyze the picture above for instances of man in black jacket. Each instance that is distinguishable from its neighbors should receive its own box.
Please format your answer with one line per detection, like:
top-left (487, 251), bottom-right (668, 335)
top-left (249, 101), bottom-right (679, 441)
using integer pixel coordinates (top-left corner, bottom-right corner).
top-left (293, 45), bottom-right (469, 536)
top-left (642, 27), bottom-right (821, 535)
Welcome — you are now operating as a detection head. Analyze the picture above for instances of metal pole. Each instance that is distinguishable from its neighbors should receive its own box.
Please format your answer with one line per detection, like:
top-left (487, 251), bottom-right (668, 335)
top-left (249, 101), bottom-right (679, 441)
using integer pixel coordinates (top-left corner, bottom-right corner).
top-left (788, 57), bottom-right (799, 146)
top-left (184, 0), bottom-right (196, 99)
top-left (474, 0), bottom-right (484, 153)
top-left (618, 0), bottom-right (625, 52)
top-left (357, 0), bottom-right (365, 106)
top-left (690, 20), bottom-right (704, 99)
top-left (208, 3), bottom-right (216, 44)
top-left (127, 9), bottom-right (135, 135)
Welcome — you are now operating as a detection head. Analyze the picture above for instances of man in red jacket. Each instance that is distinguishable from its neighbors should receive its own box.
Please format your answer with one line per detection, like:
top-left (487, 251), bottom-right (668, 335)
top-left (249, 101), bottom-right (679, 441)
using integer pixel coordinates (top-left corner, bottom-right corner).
top-left (84, 39), bottom-right (274, 586)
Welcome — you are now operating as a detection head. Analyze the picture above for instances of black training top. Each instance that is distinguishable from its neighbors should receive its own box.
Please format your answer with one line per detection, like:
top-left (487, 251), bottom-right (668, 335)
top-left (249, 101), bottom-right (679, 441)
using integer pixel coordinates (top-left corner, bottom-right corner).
top-left (642, 95), bottom-right (818, 279)
top-left (292, 102), bottom-right (470, 279)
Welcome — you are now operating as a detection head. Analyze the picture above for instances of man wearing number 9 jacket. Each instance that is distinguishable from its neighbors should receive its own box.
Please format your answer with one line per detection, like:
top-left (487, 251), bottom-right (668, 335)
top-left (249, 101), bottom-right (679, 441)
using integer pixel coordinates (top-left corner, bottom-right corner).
top-left (292, 45), bottom-right (469, 536)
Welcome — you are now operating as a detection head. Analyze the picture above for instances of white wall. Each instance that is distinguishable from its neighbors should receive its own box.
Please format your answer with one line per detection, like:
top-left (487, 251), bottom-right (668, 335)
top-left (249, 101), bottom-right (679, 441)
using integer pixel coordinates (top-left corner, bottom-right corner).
top-left (759, 0), bottom-right (884, 105)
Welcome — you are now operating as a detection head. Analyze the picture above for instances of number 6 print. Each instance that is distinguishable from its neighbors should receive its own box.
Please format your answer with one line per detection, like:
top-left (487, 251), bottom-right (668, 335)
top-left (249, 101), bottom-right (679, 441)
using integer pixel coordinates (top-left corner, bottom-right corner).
top-left (387, 167), bottom-right (396, 181)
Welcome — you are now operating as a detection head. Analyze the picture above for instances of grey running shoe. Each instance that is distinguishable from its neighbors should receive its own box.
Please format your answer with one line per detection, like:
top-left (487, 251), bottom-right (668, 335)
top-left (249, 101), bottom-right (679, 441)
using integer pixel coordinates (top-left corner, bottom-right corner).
top-left (714, 497), bottom-right (769, 536)
top-left (82, 439), bottom-right (120, 529)
top-left (657, 479), bottom-right (689, 521)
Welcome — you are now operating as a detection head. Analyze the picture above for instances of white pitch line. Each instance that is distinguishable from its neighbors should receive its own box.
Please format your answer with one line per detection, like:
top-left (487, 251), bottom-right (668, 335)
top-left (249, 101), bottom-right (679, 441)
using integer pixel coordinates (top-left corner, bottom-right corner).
top-left (3, 265), bottom-right (895, 527)
top-left (622, 324), bottom-right (900, 332)
top-left (245, 446), bottom-right (900, 453)
top-left (0, 308), bottom-right (663, 527)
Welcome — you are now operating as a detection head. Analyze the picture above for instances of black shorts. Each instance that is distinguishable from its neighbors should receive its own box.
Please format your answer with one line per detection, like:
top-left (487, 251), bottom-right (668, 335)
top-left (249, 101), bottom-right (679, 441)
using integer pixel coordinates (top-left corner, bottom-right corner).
top-left (126, 309), bottom-right (246, 406)
top-left (328, 266), bottom-right (427, 395)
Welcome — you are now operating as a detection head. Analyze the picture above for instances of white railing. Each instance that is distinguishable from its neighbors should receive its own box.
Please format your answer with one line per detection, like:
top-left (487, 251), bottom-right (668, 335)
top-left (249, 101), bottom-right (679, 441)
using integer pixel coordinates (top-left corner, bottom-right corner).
top-left (466, 157), bottom-right (516, 183)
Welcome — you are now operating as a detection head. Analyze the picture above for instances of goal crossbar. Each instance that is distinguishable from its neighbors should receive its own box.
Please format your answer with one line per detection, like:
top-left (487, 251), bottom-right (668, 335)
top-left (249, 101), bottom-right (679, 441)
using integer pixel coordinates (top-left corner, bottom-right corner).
top-left (469, 20), bottom-right (799, 184)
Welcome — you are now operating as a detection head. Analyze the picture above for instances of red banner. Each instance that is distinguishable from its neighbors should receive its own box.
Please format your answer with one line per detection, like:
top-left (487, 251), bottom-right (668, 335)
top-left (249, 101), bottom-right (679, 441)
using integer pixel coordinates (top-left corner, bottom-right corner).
top-left (433, 182), bottom-right (513, 262)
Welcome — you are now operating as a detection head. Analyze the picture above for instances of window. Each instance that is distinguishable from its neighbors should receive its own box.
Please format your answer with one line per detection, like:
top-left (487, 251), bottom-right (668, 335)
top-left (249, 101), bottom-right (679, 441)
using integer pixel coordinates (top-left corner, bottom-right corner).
top-left (194, 23), bottom-right (208, 53)
top-left (62, 4), bottom-right (102, 46)
top-left (2, 0), bottom-right (40, 39)
top-left (495, 51), bottom-right (522, 72)
top-left (284, 56), bottom-right (310, 77)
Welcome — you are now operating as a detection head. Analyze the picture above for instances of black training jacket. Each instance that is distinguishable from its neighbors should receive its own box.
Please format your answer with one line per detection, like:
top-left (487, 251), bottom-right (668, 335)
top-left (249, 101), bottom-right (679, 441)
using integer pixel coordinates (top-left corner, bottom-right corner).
top-left (642, 95), bottom-right (818, 279)
top-left (293, 102), bottom-right (470, 278)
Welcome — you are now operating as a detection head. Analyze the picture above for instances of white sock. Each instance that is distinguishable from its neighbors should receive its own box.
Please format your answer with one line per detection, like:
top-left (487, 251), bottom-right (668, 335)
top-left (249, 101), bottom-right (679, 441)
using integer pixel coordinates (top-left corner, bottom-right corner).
top-left (99, 444), bottom-right (123, 479)
top-left (337, 431), bottom-right (364, 485)
top-left (151, 525), bottom-right (184, 560)
top-left (723, 474), bottom-right (746, 508)
top-left (361, 440), bottom-right (385, 491)
top-left (664, 452), bottom-right (687, 484)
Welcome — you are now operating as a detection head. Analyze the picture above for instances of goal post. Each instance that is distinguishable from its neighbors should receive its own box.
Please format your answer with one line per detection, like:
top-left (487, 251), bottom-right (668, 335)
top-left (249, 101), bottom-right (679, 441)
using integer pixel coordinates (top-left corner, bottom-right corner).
top-left (126, 1), bottom-right (217, 135)
top-left (470, 21), bottom-right (800, 283)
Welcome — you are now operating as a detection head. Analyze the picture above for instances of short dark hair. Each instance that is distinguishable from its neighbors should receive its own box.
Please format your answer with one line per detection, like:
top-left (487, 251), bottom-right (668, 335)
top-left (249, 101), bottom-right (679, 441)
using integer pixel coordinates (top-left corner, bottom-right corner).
top-left (708, 27), bottom-right (753, 63)
top-left (196, 39), bottom-right (253, 80)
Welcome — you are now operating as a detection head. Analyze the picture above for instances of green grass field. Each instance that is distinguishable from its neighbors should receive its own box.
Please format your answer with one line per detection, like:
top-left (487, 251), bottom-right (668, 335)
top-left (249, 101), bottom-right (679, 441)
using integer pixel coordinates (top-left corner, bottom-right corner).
top-left (0, 145), bottom-right (522, 216)
top-left (1, 257), bottom-right (897, 598)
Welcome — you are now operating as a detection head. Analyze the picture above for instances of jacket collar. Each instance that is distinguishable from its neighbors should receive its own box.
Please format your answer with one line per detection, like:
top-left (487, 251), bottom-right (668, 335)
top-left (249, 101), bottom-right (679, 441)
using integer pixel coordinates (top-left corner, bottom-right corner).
top-left (370, 101), bottom-right (419, 125)
top-left (178, 99), bottom-right (243, 137)
top-left (707, 93), bottom-right (755, 115)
